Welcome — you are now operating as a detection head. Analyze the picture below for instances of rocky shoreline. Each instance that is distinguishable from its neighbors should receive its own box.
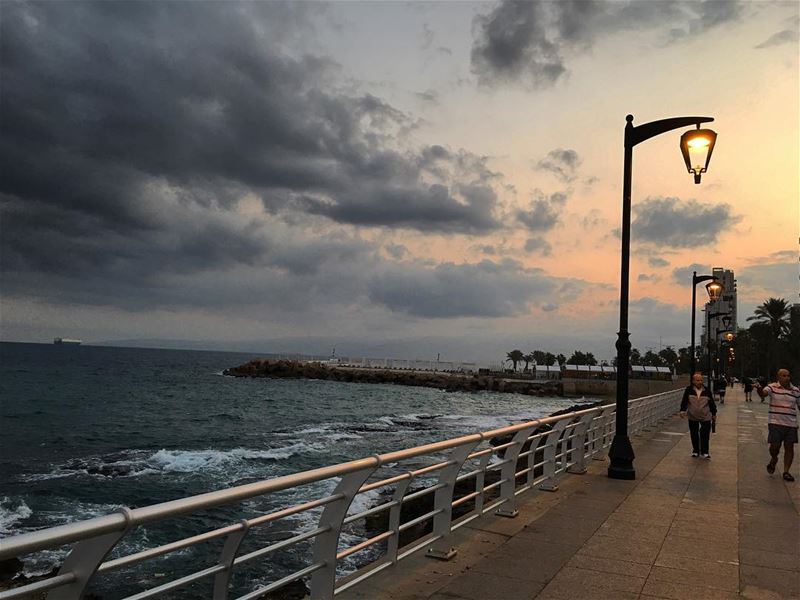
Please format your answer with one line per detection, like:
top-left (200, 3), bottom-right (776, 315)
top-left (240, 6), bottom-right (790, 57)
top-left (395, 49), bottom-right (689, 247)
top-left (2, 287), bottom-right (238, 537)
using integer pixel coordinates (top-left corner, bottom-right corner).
top-left (224, 359), bottom-right (564, 396)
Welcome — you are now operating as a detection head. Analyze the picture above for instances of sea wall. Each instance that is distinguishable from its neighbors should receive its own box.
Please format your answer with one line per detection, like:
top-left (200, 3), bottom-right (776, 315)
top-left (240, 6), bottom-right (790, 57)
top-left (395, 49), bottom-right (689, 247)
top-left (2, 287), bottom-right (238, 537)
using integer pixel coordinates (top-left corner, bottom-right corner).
top-left (224, 359), bottom-right (564, 397)
top-left (562, 376), bottom-right (688, 398)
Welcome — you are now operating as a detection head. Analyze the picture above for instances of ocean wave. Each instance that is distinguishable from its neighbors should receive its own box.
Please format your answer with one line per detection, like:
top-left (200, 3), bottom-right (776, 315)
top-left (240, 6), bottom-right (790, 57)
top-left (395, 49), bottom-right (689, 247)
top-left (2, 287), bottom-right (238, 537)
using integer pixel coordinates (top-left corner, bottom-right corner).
top-left (0, 496), bottom-right (32, 535)
top-left (19, 443), bottom-right (327, 483)
top-left (275, 424), bottom-right (363, 441)
top-left (23, 506), bottom-right (176, 580)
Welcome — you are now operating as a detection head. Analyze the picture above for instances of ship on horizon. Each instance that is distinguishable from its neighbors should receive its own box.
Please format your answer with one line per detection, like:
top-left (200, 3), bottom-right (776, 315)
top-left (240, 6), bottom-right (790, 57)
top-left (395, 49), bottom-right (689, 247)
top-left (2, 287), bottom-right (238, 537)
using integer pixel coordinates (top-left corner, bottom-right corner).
top-left (54, 337), bottom-right (82, 345)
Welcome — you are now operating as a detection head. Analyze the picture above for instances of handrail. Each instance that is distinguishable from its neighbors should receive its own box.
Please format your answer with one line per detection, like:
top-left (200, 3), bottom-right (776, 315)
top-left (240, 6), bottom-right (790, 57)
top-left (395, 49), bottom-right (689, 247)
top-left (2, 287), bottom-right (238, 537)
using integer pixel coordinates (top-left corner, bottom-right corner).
top-left (0, 389), bottom-right (683, 600)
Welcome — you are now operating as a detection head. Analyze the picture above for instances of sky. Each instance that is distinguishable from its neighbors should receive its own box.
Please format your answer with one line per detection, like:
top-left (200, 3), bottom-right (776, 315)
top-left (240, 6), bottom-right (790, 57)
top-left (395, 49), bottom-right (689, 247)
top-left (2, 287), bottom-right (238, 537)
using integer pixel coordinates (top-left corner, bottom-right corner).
top-left (1, 0), bottom-right (798, 364)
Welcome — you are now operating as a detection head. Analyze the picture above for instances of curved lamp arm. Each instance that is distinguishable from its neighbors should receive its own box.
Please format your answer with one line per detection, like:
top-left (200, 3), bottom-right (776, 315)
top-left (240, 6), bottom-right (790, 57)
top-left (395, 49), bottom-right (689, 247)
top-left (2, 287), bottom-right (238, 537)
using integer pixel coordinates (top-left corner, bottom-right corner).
top-left (627, 116), bottom-right (714, 148)
top-left (692, 274), bottom-right (716, 285)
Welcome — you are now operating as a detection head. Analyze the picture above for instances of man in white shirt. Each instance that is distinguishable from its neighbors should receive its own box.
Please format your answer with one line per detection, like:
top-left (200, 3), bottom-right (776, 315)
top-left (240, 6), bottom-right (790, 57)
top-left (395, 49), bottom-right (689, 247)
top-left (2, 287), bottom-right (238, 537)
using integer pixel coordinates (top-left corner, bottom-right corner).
top-left (757, 369), bottom-right (800, 482)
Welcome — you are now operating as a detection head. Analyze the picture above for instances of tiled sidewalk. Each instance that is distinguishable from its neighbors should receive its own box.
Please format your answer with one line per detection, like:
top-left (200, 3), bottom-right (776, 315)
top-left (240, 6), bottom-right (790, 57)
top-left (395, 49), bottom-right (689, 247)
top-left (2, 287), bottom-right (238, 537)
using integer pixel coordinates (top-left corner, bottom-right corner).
top-left (339, 388), bottom-right (799, 600)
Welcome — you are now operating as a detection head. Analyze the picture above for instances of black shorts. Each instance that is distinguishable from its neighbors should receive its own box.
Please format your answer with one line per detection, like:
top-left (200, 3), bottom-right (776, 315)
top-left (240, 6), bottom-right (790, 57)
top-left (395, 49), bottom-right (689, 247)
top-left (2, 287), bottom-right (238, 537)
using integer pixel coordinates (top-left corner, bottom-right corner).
top-left (768, 424), bottom-right (798, 444)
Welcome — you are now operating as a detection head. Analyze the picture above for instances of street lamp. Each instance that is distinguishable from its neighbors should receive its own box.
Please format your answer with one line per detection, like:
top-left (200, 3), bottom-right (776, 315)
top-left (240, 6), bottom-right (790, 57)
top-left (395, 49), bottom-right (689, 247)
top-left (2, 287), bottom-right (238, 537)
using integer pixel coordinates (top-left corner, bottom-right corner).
top-left (707, 310), bottom-right (730, 392)
top-left (718, 330), bottom-right (736, 377)
top-left (680, 127), bottom-right (718, 183)
top-left (690, 272), bottom-right (722, 376)
top-left (610, 114), bottom-right (717, 481)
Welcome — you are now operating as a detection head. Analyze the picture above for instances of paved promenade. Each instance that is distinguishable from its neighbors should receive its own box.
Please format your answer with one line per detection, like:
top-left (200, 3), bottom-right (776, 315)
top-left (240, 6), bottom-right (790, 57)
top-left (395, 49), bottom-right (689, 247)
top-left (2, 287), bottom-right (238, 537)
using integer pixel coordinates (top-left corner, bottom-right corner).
top-left (340, 388), bottom-right (799, 599)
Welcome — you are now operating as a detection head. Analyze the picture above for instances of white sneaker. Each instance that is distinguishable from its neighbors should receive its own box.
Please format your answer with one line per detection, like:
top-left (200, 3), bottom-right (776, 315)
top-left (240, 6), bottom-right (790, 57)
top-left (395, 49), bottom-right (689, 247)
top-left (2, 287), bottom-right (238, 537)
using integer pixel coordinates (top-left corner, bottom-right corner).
top-left (691, 452), bottom-right (699, 457)
top-left (702, 454), bottom-right (711, 460)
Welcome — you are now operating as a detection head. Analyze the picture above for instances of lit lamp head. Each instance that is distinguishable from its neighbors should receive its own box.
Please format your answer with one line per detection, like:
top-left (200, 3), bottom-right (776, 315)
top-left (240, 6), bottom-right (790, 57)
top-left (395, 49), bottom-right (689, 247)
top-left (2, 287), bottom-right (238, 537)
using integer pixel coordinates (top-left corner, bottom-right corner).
top-left (680, 126), bottom-right (717, 184)
top-left (725, 332), bottom-right (734, 342)
top-left (705, 280), bottom-right (724, 302)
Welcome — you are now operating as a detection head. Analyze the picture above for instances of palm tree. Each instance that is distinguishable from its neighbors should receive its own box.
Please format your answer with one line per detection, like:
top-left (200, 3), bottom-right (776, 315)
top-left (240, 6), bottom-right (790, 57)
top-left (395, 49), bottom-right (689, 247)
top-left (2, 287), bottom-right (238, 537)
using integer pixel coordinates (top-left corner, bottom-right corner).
top-left (506, 349), bottom-right (524, 373)
top-left (523, 353), bottom-right (535, 373)
top-left (747, 298), bottom-right (790, 376)
top-left (748, 298), bottom-right (791, 337)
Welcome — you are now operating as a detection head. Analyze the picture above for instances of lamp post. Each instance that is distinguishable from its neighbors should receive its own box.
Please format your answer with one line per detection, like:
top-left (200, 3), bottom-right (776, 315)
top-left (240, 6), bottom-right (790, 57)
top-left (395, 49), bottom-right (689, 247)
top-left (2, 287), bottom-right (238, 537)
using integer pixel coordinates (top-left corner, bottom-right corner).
top-left (718, 330), bottom-right (735, 378)
top-left (609, 114), bottom-right (717, 481)
top-left (691, 273), bottom-right (722, 376)
top-left (706, 310), bottom-right (730, 392)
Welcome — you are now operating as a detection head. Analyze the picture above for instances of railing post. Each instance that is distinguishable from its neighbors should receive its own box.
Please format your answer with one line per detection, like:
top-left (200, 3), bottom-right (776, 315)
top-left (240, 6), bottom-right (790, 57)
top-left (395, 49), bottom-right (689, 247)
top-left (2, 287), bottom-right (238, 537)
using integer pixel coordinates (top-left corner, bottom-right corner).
top-left (48, 507), bottom-right (134, 600)
top-left (494, 425), bottom-right (537, 518)
top-left (426, 438), bottom-right (483, 560)
top-left (629, 401), bottom-right (641, 435)
top-left (590, 406), bottom-right (613, 460)
top-left (474, 452), bottom-right (492, 514)
top-left (213, 520), bottom-right (249, 599)
top-left (538, 420), bottom-right (568, 492)
top-left (567, 412), bottom-right (596, 474)
top-left (600, 404), bottom-right (617, 452)
top-left (310, 460), bottom-right (380, 600)
top-left (387, 473), bottom-right (414, 564)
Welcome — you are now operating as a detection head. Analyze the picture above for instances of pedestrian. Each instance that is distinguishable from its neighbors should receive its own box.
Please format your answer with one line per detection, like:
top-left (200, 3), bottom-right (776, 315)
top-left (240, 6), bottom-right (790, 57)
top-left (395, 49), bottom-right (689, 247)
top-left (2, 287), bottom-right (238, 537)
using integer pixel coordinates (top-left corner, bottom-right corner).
top-left (756, 368), bottom-right (800, 482)
top-left (680, 372), bottom-right (717, 459)
top-left (717, 376), bottom-right (727, 404)
top-left (758, 376), bottom-right (768, 402)
top-left (744, 377), bottom-right (753, 402)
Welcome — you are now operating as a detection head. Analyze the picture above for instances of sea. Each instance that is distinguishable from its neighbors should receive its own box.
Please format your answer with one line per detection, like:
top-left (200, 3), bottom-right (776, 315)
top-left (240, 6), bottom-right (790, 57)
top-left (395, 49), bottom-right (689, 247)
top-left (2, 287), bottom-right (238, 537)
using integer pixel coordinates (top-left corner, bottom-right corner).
top-left (0, 341), bottom-right (594, 597)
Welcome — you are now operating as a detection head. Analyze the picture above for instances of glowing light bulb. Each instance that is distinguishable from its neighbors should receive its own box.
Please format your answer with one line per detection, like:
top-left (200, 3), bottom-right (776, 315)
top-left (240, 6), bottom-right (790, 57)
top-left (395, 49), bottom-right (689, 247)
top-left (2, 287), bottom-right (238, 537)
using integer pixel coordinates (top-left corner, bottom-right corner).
top-left (687, 136), bottom-right (711, 149)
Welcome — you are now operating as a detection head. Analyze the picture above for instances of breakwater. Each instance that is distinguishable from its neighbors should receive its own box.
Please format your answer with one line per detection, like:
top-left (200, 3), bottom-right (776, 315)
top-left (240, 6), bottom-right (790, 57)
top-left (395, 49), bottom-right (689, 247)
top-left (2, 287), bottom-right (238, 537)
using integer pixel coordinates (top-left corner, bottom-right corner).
top-left (224, 360), bottom-right (564, 396)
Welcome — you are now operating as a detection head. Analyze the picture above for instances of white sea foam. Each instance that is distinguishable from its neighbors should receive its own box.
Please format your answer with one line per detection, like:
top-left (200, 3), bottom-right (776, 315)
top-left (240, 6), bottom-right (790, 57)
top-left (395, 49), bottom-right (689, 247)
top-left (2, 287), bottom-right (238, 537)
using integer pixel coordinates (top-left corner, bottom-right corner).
top-left (276, 424), bottom-right (363, 442)
top-left (146, 447), bottom-right (296, 472)
top-left (20, 443), bottom-right (328, 483)
top-left (0, 496), bottom-right (32, 535)
top-left (324, 433), bottom-right (362, 442)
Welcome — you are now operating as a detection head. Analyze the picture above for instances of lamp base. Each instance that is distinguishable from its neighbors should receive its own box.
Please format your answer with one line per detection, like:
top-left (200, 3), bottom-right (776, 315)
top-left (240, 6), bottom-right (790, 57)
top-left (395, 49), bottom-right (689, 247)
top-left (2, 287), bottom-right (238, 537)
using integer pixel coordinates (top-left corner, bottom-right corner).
top-left (608, 434), bottom-right (636, 480)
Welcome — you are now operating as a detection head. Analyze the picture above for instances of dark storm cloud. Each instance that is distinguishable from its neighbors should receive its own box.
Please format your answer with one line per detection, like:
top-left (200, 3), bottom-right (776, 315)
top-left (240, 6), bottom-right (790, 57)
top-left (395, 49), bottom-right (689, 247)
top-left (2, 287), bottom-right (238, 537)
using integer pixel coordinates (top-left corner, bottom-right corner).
top-left (299, 180), bottom-right (500, 234)
top-left (648, 257), bottom-right (671, 268)
top-left (735, 263), bottom-right (798, 304)
top-left (671, 263), bottom-right (712, 285)
top-left (524, 237), bottom-right (552, 256)
top-left (629, 297), bottom-right (685, 324)
top-left (471, 0), bottom-right (744, 87)
top-left (415, 89), bottom-right (440, 104)
top-left (0, 1), bottom-right (512, 313)
top-left (517, 190), bottom-right (567, 232)
top-left (755, 26), bottom-right (799, 49)
top-left (0, 2), bottom-right (504, 263)
top-left (384, 243), bottom-right (408, 260)
top-left (632, 197), bottom-right (740, 248)
top-left (536, 149), bottom-right (581, 182)
top-left (368, 259), bottom-right (578, 318)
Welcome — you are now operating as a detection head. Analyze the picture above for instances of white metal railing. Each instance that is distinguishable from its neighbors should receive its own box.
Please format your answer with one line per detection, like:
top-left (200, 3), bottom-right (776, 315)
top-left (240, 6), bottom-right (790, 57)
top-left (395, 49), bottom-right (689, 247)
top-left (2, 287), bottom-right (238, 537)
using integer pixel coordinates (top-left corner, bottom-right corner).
top-left (0, 389), bottom-right (682, 600)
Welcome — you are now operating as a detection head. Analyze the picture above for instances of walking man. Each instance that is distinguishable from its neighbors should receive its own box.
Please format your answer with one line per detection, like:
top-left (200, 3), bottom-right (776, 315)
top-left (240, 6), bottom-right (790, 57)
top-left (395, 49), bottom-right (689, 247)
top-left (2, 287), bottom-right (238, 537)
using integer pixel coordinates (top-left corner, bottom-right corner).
top-left (717, 376), bottom-right (727, 404)
top-left (757, 368), bottom-right (800, 482)
top-left (680, 372), bottom-right (717, 459)
top-left (744, 377), bottom-right (754, 402)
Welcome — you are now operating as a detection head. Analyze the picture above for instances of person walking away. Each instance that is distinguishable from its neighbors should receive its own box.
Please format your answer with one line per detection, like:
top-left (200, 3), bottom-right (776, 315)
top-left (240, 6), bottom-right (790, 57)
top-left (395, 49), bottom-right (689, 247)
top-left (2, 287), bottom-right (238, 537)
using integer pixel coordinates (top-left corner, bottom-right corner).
top-left (757, 368), bottom-right (800, 481)
top-left (680, 372), bottom-right (717, 459)
top-left (716, 376), bottom-right (727, 404)
top-left (744, 377), bottom-right (753, 402)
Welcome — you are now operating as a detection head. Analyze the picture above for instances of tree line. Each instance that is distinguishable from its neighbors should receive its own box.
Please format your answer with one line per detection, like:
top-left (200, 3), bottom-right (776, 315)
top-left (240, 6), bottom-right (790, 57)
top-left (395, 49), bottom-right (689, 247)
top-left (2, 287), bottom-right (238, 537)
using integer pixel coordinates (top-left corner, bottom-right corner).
top-left (504, 347), bottom-right (681, 373)
top-left (735, 297), bottom-right (798, 379)
top-left (505, 297), bottom-right (799, 378)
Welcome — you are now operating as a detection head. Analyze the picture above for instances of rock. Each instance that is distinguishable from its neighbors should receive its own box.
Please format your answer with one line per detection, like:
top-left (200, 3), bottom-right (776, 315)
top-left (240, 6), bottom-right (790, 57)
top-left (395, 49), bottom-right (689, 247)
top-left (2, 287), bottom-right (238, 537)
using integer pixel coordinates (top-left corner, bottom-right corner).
top-left (224, 360), bottom-right (565, 397)
top-left (0, 558), bottom-right (23, 584)
top-left (263, 579), bottom-right (309, 600)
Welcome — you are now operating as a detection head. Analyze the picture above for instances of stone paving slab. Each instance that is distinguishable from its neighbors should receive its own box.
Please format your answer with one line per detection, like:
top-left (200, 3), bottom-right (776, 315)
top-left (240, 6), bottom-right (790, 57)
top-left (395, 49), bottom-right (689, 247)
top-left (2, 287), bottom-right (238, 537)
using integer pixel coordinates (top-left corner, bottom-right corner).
top-left (337, 388), bottom-right (799, 599)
